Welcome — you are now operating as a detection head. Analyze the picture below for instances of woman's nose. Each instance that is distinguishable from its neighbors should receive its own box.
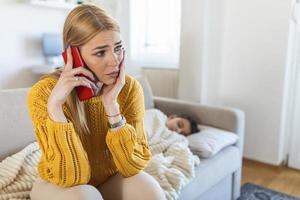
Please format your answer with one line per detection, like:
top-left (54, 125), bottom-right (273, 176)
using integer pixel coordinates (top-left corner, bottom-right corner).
top-left (107, 52), bottom-right (119, 67)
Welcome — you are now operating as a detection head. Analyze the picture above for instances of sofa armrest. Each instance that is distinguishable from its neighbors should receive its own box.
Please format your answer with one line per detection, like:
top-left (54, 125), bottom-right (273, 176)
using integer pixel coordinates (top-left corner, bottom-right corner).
top-left (153, 96), bottom-right (245, 153)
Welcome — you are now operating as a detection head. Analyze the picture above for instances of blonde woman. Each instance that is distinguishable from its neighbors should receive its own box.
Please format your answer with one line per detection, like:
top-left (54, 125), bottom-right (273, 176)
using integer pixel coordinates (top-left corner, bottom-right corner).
top-left (27, 4), bottom-right (165, 200)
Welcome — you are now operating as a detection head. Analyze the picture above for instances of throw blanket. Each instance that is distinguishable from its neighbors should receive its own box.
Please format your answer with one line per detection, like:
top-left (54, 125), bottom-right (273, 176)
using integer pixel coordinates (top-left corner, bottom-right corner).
top-left (143, 109), bottom-right (200, 200)
top-left (0, 142), bottom-right (40, 200)
top-left (0, 109), bottom-right (199, 200)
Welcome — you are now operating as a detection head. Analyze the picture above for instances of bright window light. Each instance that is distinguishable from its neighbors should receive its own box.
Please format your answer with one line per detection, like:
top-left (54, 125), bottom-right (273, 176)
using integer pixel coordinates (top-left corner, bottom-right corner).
top-left (130, 0), bottom-right (181, 68)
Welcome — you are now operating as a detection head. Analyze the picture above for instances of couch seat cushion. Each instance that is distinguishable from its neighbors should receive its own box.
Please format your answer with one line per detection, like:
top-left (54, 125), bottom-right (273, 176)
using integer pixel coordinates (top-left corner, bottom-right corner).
top-left (179, 146), bottom-right (241, 199)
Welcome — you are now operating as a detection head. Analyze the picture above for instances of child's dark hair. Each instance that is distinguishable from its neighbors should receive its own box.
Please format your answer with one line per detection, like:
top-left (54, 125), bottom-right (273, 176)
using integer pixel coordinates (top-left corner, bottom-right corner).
top-left (179, 115), bottom-right (200, 134)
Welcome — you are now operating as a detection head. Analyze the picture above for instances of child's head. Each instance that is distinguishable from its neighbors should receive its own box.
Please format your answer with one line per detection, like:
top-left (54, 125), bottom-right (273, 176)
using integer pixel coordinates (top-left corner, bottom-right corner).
top-left (166, 114), bottom-right (200, 136)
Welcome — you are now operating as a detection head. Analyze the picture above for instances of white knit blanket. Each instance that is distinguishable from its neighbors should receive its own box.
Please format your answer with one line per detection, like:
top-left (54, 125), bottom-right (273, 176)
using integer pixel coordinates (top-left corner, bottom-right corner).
top-left (0, 142), bottom-right (40, 200)
top-left (0, 109), bottom-right (199, 200)
top-left (143, 109), bottom-right (200, 200)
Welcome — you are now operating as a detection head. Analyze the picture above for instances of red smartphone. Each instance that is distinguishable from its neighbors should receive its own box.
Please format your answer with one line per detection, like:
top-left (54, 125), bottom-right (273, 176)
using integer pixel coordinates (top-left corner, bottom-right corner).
top-left (62, 47), bottom-right (96, 101)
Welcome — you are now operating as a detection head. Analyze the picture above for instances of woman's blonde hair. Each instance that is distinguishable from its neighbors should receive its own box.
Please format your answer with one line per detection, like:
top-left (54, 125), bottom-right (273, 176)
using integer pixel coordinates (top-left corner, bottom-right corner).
top-left (40, 4), bottom-right (120, 137)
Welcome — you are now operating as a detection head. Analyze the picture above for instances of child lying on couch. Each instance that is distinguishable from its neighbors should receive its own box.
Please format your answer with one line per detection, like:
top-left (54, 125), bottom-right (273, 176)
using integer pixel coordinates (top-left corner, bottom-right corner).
top-left (143, 109), bottom-right (201, 199)
top-left (165, 114), bottom-right (200, 136)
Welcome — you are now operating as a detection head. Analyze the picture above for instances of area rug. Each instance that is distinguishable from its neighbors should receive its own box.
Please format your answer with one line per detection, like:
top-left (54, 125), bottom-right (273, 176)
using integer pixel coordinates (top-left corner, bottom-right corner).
top-left (238, 183), bottom-right (300, 200)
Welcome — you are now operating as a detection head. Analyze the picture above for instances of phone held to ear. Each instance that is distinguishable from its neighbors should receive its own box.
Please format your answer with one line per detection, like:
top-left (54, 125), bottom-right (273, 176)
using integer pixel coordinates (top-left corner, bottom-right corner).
top-left (62, 47), bottom-right (96, 101)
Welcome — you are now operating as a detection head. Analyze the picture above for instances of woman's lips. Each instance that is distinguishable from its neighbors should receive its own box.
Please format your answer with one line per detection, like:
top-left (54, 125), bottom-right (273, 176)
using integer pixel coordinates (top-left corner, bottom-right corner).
top-left (107, 71), bottom-right (119, 77)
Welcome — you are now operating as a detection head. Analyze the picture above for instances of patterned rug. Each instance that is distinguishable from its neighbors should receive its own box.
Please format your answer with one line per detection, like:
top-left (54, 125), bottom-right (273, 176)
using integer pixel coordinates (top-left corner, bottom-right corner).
top-left (238, 183), bottom-right (300, 200)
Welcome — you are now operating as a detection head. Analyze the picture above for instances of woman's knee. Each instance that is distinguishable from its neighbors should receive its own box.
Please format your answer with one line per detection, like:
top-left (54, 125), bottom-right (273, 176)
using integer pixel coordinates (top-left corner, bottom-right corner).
top-left (30, 178), bottom-right (46, 200)
top-left (63, 184), bottom-right (103, 200)
top-left (30, 177), bottom-right (103, 200)
top-left (123, 171), bottom-right (166, 200)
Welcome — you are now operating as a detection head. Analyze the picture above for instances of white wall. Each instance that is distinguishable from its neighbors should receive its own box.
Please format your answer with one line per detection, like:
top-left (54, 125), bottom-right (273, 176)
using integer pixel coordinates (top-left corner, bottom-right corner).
top-left (178, 0), bottom-right (292, 165)
top-left (0, 0), bottom-right (138, 89)
top-left (177, 0), bottom-right (207, 102)
top-left (178, 0), bottom-right (225, 104)
top-left (219, 0), bottom-right (292, 165)
top-left (0, 1), bottom-right (67, 89)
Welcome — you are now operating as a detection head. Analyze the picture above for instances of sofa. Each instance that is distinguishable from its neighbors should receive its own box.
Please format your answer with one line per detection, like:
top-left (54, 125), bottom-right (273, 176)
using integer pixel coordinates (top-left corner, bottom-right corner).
top-left (0, 76), bottom-right (245, 200)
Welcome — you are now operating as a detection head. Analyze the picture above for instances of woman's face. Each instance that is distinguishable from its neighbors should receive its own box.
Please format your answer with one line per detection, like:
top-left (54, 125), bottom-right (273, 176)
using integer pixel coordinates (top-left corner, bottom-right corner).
top-left (79, 30), bottom-right (123, 85)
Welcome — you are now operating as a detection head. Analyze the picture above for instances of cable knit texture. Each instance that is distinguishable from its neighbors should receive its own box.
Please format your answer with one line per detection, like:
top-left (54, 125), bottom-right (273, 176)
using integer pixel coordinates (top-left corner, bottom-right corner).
top-left (26, 74), bottom-right (151, 188)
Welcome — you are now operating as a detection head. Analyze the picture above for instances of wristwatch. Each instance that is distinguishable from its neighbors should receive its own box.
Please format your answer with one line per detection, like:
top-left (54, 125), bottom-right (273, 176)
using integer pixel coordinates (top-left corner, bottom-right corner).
top-left (108, 115), bottom-right (126, 129)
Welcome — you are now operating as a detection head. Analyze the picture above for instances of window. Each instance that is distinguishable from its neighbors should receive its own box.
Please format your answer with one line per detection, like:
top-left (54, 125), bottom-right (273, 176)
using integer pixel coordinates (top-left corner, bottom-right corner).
top-left (130, 0), bottom-right (181, 68)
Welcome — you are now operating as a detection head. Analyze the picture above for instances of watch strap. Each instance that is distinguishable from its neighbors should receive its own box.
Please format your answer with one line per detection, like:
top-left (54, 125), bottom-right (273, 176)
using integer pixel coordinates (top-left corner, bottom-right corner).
top-left (108, 115), bottom-right (126, 129)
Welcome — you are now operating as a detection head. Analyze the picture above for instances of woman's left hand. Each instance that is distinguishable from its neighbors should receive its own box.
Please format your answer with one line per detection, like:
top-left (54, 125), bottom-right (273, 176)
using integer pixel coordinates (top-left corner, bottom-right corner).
top-left (102, 51), bottom-right (126, 109)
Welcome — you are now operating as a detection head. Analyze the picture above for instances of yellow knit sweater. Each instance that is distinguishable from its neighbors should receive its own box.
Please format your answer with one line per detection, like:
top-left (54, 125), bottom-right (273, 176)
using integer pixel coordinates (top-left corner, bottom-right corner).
top-left (27, 74), bottom-right (151, 188)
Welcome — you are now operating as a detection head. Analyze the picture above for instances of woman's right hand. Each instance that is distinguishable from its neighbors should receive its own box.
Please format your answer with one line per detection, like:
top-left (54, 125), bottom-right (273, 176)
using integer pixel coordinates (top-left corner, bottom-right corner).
top-left (48, 46), bottom-right (97, 108)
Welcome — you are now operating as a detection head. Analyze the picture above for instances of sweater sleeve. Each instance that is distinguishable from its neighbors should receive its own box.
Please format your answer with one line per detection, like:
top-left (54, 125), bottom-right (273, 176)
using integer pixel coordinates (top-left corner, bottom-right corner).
top-left (105, 79), bottom-right (152, 177)
top-left (27, 78), bottom-right (91, 187)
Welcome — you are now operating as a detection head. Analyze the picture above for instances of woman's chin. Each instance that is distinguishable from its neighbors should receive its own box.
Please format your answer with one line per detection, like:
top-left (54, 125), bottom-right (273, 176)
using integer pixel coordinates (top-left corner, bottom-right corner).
top-left (103, 76), bottom-right (117, 85)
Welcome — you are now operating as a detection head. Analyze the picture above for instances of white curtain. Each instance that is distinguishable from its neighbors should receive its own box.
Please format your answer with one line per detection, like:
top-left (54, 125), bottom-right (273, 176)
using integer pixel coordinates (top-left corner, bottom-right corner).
top-left (284, 0), bottom-right (300, 170)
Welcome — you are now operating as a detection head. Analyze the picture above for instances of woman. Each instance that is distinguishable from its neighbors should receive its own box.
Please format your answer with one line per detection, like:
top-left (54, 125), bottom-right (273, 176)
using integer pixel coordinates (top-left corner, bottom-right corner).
top-left (27, 4), bottom-right (165, 200)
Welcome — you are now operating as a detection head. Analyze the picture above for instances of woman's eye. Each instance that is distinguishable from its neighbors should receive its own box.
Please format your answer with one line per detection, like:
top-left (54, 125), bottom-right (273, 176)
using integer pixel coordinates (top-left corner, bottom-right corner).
top-left (95, 51), bottom-right (105, 57)
top-left (114, 45), bottom-right (122, 53)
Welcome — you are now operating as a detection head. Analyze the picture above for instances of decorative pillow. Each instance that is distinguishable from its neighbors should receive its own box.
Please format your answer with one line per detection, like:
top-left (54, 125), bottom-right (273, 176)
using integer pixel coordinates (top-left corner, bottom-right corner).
top-left (187, 125), bottom-right (239, 158)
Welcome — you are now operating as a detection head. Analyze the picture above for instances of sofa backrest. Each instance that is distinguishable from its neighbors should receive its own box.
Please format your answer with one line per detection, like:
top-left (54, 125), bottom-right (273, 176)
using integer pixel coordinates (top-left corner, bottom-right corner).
top-left (0, 76), bottom-right (154, 161)
top-left (0, 87), bottom-right (35, 161)
top-left (134, 75), bottom-right (154, 109)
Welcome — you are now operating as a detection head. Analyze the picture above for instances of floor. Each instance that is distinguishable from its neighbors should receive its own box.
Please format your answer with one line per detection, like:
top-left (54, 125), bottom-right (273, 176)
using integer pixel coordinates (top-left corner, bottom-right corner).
top-left (241, 158), bottom-right (300, 198)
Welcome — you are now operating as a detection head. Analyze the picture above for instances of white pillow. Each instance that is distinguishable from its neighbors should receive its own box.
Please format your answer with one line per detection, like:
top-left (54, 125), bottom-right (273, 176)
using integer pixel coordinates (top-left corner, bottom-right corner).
top-left (187, 125), bottom-right (239, 158)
